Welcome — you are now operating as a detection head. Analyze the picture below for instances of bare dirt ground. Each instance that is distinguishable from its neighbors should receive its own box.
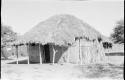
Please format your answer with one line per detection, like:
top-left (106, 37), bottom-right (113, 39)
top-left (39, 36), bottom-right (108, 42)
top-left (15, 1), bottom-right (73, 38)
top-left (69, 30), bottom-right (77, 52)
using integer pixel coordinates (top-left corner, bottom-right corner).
top-left (1, 64), bottom-right (124, 80)
top-left (1, 56), bottom-right (124, 80)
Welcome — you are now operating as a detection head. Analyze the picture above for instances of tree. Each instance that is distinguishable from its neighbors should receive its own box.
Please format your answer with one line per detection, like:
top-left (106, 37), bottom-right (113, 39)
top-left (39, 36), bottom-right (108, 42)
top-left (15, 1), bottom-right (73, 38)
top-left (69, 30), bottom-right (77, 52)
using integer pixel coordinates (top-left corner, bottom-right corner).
top-left (1, 25), bottom-right (17, 59)
top-left (111, 19), bottom-right (124, 44)
top-left (1, 25), bottom-right (17, 46)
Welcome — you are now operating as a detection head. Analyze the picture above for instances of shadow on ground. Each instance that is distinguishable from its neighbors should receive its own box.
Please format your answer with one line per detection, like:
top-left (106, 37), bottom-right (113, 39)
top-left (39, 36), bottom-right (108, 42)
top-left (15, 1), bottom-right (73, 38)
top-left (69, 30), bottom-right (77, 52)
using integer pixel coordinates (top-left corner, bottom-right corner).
top-left (7, 60), bottom-right (41, 64)
top-left (76, 63), bottom-right (124, 79)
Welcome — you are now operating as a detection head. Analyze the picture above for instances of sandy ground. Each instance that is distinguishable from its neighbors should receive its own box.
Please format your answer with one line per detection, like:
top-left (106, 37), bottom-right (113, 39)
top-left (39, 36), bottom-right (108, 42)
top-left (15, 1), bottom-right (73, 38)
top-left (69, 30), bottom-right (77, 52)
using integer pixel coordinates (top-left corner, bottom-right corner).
top-left (1, 56), bottom-right (124, 80)
top-left (1, 64), bottom-right (124, 80)
top-left (1, 64), bottom-right (123, 80)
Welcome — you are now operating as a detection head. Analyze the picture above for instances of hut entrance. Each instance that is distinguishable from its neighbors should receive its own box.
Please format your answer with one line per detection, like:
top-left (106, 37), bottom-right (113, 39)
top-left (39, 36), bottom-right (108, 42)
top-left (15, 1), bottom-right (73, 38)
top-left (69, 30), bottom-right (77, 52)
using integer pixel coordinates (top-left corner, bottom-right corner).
top-left (44, 44), bottom-right (51, 63)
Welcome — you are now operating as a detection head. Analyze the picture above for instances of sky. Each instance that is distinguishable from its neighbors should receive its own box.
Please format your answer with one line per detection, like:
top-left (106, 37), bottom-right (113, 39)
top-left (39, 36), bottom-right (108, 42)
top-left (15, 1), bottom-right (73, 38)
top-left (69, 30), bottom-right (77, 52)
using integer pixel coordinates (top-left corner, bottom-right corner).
top-left (1, 0), bottom-right (124, 37)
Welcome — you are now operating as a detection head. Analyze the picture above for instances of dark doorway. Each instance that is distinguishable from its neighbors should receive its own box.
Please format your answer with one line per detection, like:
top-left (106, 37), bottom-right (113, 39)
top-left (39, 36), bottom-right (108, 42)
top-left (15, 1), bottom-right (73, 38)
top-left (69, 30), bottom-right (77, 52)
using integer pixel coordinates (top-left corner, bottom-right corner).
top-left (44, 44), bottom-right (51, 63)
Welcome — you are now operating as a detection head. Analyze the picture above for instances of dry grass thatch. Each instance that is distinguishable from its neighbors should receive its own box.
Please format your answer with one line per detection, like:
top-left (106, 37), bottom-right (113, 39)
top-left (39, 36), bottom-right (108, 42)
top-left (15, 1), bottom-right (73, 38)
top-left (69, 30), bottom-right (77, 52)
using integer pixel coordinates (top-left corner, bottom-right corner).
top-left (12, 14), bottom-right (105, 46)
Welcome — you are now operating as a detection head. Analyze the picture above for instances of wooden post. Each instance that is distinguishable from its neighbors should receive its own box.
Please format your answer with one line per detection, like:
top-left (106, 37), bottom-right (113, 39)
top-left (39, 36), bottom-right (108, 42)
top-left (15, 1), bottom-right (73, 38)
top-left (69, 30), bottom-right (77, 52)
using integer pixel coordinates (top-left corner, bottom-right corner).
top-left (16, 46), bottom-right (18, 64)
top-left (87, 46), bottom-right (90, 64)
top-left (27, 44), bottom-right (30, 64)
top-left (52, 46), bottom-right (57, 65)
top-left (67, 47), bottom-right (70, 63)
top-left (79, 39), bottom-right (82, 65)
top-left (43, 46), bottom-right (45, 63)
top-left (52, 46), bottom-right (55, 64)
top-left (78, 39), bottom-right (80, 64)
top-left (39, 44), bottom-right (42, 64)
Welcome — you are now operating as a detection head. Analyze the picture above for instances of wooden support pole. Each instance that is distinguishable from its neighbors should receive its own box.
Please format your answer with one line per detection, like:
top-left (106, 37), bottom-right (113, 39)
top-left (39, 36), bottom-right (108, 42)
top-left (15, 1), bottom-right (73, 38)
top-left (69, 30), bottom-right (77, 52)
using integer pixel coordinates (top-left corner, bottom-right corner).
top-left (27, 44), bottom-right (30, 64)
top-left (67, 47), bottom-right (70, 63)
top-left (43, 46), bottom-right (45, 63)
top-left (87, 47), bottom-right (90, 64)
top-left (39, 44), bottom-right (42, 64)
top-left (16, 46), bottom-right (18, 64)
top-left (79, 39), bottom-right (80, 64)
top-left (52, 46), bottom-right (57, 65)
top-left (79, 39), bottom-right (82, 65)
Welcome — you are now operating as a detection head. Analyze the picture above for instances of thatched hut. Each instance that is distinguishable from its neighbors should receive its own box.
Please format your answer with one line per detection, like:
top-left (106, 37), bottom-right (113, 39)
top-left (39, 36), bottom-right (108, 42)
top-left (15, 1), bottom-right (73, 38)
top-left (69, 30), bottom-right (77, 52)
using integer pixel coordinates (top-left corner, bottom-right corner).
top-left (12, 14), bottom-right (107, 64)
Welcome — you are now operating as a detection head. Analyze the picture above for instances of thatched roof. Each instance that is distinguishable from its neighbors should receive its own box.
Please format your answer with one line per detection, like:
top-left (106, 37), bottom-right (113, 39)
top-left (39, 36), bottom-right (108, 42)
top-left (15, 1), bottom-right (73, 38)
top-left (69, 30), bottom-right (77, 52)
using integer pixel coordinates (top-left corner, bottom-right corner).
top-left (12, 14), bottom-right (106, 46)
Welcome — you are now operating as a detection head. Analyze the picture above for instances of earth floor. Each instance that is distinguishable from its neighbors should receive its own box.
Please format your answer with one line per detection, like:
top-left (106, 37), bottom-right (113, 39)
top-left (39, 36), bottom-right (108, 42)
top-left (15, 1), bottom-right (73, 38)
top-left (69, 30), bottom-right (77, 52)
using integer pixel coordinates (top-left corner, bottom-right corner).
top-left (1, 56), bottom-right (124, 80)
